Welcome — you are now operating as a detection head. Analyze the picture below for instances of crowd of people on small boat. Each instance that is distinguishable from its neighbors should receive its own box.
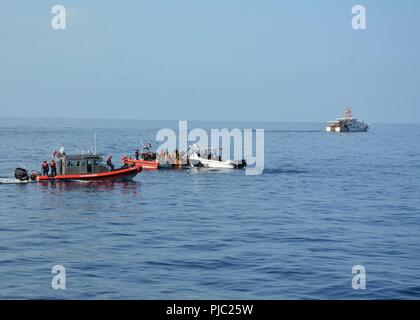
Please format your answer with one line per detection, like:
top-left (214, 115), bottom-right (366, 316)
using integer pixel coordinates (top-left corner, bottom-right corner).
top-left (124, 145), bottom-right (189, 165)
top-left (156, 149), bottom-right (188, 164)
top-left (120, 145), bottom-right (226, 167)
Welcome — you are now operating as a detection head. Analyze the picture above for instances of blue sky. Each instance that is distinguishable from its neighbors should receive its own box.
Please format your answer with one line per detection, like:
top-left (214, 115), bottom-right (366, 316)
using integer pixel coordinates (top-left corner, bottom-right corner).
top-left (0, 0), bottom-right (419, 122)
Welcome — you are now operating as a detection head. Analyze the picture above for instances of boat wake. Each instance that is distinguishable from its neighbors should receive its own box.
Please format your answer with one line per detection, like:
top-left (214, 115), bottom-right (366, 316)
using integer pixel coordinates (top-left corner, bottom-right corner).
top-left (0, 177), bottom-right (32, 184)
top-left (263, 168), bottom-right (307, 175)
top-left (265, 129), bottom-right (322, 133)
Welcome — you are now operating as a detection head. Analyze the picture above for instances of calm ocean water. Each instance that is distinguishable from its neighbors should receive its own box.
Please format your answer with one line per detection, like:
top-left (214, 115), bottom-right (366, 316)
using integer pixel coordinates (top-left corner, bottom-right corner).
top-left (0, 118), bottom-right (419, 299)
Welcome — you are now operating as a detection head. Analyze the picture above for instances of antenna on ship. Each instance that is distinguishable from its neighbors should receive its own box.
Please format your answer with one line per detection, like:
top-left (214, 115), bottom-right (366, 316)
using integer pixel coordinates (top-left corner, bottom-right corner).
top-left (94, 131), bottom-right (97, 155)
top-left (344, 106), bottom-right (352, 120)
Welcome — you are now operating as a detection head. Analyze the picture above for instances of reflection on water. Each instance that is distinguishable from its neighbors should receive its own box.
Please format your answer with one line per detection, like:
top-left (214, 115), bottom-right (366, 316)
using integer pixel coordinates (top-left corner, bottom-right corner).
top-left (37, 180), bottom-right (141, 195)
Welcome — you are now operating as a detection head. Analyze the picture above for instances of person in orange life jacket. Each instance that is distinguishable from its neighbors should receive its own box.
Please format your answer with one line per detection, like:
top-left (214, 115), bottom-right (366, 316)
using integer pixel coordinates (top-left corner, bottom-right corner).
top-left (41, 160), bottom-right (49, 176)
top-left (50, 159), bottom-right (57, 176)
top-left (107, 156), bottom-right (115, 171)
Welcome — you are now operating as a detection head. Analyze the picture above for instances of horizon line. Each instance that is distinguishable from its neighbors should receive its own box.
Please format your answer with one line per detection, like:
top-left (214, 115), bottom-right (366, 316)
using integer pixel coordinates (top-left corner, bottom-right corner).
top-left (1, 115), bottom-right (419, 125)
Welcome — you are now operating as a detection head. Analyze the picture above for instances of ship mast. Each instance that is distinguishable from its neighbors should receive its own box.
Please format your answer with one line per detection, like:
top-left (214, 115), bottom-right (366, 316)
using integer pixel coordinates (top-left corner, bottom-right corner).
top-left (344, 106), bottom-right (352, 120)
top-left (94, 132), bottom-right (97, 155)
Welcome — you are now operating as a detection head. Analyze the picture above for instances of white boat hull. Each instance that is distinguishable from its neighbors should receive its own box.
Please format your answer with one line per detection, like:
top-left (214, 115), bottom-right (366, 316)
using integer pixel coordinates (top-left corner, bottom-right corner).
top-left (326, 125), bottom-right (369, 132)
top-left (189, 154), bottom-right (234, 169)
top-left (189, 153), bottom-right (246, 169)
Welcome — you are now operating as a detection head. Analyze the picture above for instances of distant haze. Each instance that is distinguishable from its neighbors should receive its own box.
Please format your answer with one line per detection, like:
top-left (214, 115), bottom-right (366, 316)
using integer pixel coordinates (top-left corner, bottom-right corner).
top-left (1, 1), bottom-right (419, 123)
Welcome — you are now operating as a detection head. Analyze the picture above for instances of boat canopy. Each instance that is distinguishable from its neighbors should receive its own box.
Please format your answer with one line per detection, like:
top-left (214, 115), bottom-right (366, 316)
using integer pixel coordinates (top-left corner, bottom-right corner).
top-left (55, 153), bottom-right (107, 175)
top-left (57, 154), bottom-right (104, 161)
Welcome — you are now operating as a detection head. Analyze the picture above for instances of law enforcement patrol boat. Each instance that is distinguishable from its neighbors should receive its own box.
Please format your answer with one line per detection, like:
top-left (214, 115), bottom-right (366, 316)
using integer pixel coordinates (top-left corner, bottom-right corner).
top-left (326, 107), bottom-right (369, 132)
top-left (14, 148), bottom-right (142, 182)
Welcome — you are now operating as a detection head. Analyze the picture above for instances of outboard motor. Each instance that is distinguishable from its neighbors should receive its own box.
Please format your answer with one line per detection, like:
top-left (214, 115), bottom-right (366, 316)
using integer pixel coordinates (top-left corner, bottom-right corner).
top-left (233, 159), bottom-right (247, 169)
top-left (15, 167), bottom-right (30, 181)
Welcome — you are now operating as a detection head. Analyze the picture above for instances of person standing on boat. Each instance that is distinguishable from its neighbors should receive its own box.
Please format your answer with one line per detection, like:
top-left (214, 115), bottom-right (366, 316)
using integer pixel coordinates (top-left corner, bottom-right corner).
top-left (50, 159), bottom-right (57, 176)
top-left (107, 156), bottom-right (115, 171)
top-left (41, 160), bottom-right (49, 176)
top-left (135, 149), bottom-right (140, 160)
top-left (122, 156), bottom-right (130, 168)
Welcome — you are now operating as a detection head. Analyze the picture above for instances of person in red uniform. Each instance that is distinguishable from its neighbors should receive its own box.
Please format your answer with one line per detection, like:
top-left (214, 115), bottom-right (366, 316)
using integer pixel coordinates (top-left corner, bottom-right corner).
top-left (50, 159), bottom-right (57, 176)
top-left (42, 160), bottom-right (49, 176)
